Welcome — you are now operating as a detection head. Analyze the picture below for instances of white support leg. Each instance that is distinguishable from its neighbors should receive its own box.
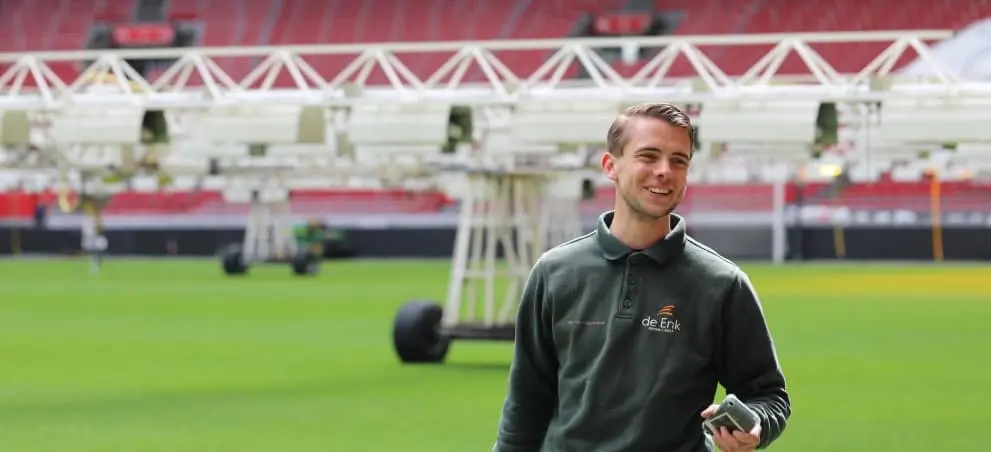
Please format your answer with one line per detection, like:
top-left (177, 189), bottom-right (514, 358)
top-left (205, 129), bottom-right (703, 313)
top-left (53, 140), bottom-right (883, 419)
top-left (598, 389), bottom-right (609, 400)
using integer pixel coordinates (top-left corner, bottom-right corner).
top-left (272, 200), bottom-right (298, 260)
top-left (442, 172), bottom-right (479, 328)
top-left (771, 178), bottom-right (788, 266)
top-left (444, 171), bottom-right (520, 328)
top-left (496, 174), bottom-right (545, 324)
top-left (443, 170), bottom-right (581, 329)
top-left (241, 198), bottom-right (296, 264)
top-left (442, 171), bottom-right (528, 328)
top-left (542, 172), bottom-right (586, 249)
top-left (242, 201), bottom-right (264, 263)
top-left (540, 194), bottom-right (583, 250)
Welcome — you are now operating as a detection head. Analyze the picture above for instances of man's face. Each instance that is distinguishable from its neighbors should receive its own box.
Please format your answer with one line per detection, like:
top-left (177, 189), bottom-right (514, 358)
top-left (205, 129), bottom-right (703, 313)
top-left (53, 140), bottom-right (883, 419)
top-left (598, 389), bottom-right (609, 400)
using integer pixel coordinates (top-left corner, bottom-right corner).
top-left (601, 116), bottom-right (692, 220)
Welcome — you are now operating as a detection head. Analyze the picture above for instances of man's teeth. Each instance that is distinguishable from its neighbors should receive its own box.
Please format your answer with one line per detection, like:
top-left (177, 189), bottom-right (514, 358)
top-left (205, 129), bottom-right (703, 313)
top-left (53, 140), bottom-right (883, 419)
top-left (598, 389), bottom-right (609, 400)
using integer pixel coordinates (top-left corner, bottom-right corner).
top-left (647, 188), bottom-right (671, 195)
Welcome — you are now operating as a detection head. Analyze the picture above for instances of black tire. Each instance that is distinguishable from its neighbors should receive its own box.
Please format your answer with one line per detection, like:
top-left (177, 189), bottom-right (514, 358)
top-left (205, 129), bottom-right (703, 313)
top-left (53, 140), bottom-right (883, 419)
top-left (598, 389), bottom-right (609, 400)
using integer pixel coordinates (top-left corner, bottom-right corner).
top-left (392, 300), bottom-right (450, 364)
top-left (291, 251), bottom-right (319, 276)
top-left (221, 244), bottom-right (248, 276)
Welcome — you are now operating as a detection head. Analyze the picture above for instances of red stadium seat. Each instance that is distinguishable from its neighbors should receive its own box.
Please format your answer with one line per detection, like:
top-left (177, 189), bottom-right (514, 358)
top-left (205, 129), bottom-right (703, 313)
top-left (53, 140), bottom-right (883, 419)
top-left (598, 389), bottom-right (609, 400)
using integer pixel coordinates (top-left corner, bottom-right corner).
top-left (11, 181), bottom-right (980, 217)
top-left (5, 0), bottom-right (991, 84)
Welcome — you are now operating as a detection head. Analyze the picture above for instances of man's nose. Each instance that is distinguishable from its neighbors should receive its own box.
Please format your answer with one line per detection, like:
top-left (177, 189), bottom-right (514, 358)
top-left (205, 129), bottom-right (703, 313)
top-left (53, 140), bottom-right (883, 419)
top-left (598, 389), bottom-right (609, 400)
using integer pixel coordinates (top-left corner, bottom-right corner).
top-left (653, 160), bottom-right (671, 177)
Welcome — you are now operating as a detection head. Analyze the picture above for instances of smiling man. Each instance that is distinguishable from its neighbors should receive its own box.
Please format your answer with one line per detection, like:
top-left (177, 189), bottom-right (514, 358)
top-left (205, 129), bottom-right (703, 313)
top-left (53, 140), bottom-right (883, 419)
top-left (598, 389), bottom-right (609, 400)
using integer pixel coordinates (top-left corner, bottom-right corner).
top-left (493, 103), bottom-right (791, 452)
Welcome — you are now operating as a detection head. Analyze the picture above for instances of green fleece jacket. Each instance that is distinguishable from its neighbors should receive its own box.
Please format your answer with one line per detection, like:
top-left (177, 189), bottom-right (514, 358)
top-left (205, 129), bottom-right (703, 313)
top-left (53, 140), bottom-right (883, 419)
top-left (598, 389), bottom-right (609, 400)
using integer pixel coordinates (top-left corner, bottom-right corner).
top-left (494, 211), bottom-right (791, 451)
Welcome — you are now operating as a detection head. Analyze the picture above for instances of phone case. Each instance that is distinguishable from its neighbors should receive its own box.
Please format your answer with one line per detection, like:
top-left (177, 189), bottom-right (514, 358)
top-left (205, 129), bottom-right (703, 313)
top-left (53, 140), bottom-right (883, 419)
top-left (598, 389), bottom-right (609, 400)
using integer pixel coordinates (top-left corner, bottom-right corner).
top-left (703, 394), bottom-right (760, 434)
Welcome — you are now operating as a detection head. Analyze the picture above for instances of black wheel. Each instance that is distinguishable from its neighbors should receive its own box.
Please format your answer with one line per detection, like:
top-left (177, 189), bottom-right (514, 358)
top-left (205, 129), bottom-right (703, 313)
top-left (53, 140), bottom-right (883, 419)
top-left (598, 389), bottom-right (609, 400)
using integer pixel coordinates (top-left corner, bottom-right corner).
top-left (291, 251), bottom-right (319, 276)
top-left (221, 244), bottom-right (248, 276)
top-left (392, 300), bottom-right (450, 364)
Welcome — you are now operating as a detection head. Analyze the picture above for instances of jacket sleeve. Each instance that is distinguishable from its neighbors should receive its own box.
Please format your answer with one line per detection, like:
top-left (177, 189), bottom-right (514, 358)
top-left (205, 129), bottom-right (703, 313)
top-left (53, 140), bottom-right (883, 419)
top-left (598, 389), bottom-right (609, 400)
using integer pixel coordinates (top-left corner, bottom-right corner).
top-left (493, 260), bottom-right (559, 452)
top-left (716, 270), bottom-right (791, 449)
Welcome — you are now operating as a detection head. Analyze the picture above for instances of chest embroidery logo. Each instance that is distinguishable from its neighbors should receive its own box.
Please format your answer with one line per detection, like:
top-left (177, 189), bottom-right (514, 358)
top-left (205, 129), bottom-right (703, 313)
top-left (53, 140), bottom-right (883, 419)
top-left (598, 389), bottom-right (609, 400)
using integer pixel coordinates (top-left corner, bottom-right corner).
top-left (641, 304), bottom-right (681, 333)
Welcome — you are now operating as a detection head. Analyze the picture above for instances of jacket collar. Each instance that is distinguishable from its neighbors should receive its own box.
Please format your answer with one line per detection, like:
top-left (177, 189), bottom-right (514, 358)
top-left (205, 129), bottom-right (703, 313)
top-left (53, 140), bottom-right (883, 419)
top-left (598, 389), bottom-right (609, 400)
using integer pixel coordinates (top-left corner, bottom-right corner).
top-left (596, 210), bottom-right (687, 266)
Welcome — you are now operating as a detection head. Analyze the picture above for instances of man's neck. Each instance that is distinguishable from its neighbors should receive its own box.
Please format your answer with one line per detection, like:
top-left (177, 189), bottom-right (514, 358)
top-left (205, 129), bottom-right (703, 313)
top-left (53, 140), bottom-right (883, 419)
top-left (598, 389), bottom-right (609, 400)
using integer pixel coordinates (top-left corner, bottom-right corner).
top-left (609, 206), bottom-right (672, 251)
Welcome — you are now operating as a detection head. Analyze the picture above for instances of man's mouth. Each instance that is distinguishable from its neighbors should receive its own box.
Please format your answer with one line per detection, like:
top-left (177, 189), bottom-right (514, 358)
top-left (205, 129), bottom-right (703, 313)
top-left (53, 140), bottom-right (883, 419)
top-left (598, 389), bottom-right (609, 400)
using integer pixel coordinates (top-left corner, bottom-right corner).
top-left (646, 187), bottom-right (672, 196)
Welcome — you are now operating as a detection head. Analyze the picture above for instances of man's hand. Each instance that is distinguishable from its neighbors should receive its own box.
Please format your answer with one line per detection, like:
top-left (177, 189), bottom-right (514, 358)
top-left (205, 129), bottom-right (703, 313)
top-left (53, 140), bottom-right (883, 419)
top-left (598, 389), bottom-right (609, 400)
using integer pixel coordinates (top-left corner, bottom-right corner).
top-left (701, 404), bottom-right (762, 452)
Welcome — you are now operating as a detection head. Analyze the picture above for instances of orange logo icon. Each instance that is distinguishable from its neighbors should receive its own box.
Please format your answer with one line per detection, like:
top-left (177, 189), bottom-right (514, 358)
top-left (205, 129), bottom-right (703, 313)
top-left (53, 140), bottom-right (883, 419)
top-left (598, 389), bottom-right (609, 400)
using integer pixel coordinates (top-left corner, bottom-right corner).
top-left (657, 305), bottom-right (675, 316)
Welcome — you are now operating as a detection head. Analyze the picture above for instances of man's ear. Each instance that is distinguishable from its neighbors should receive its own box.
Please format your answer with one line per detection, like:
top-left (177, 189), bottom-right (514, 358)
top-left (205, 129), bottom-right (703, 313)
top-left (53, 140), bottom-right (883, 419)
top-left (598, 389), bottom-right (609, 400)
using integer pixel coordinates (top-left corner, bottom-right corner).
top-left (601, 151), bottom-right (617, 181)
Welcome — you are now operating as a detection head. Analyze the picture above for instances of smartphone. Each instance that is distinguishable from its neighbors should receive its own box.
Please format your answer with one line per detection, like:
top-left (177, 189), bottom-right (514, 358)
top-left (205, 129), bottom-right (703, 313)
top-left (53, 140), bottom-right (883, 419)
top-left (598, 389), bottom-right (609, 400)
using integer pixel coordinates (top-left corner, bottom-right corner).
top-left (703, 394), bottom-right (760, 435)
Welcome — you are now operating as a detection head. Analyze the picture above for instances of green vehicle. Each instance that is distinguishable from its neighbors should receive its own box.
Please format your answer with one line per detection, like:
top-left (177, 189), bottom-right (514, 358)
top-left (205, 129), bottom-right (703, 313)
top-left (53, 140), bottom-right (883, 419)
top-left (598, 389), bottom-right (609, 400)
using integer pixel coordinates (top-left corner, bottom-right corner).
top-left (294, 220), bottom-right (355, 260)
top-left (294, 222), bottom-right (327, 255)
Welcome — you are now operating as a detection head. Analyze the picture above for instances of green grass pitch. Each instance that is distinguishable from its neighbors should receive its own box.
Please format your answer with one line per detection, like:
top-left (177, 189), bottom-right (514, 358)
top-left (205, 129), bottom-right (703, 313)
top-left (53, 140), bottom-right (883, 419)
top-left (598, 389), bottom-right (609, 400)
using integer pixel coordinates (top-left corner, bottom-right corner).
top-left (0, 258), bottom-right (987, 451)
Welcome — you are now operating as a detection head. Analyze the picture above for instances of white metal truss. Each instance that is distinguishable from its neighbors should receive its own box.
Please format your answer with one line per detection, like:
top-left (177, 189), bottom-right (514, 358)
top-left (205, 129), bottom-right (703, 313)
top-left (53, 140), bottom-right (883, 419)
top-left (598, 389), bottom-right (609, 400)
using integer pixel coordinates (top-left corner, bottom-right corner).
top-left (1, 29), bottom-right (987, 110)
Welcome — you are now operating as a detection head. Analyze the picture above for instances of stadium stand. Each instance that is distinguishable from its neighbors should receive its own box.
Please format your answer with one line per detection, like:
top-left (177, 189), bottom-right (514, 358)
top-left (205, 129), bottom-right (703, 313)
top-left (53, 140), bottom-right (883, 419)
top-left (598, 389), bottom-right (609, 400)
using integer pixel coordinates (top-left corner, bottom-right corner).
top-left (1, 0), bottom-right (990, 221)
top-left (3, 179), bottom-right (989, 222)
top-left (6, 0), bottom-right (991, 79)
